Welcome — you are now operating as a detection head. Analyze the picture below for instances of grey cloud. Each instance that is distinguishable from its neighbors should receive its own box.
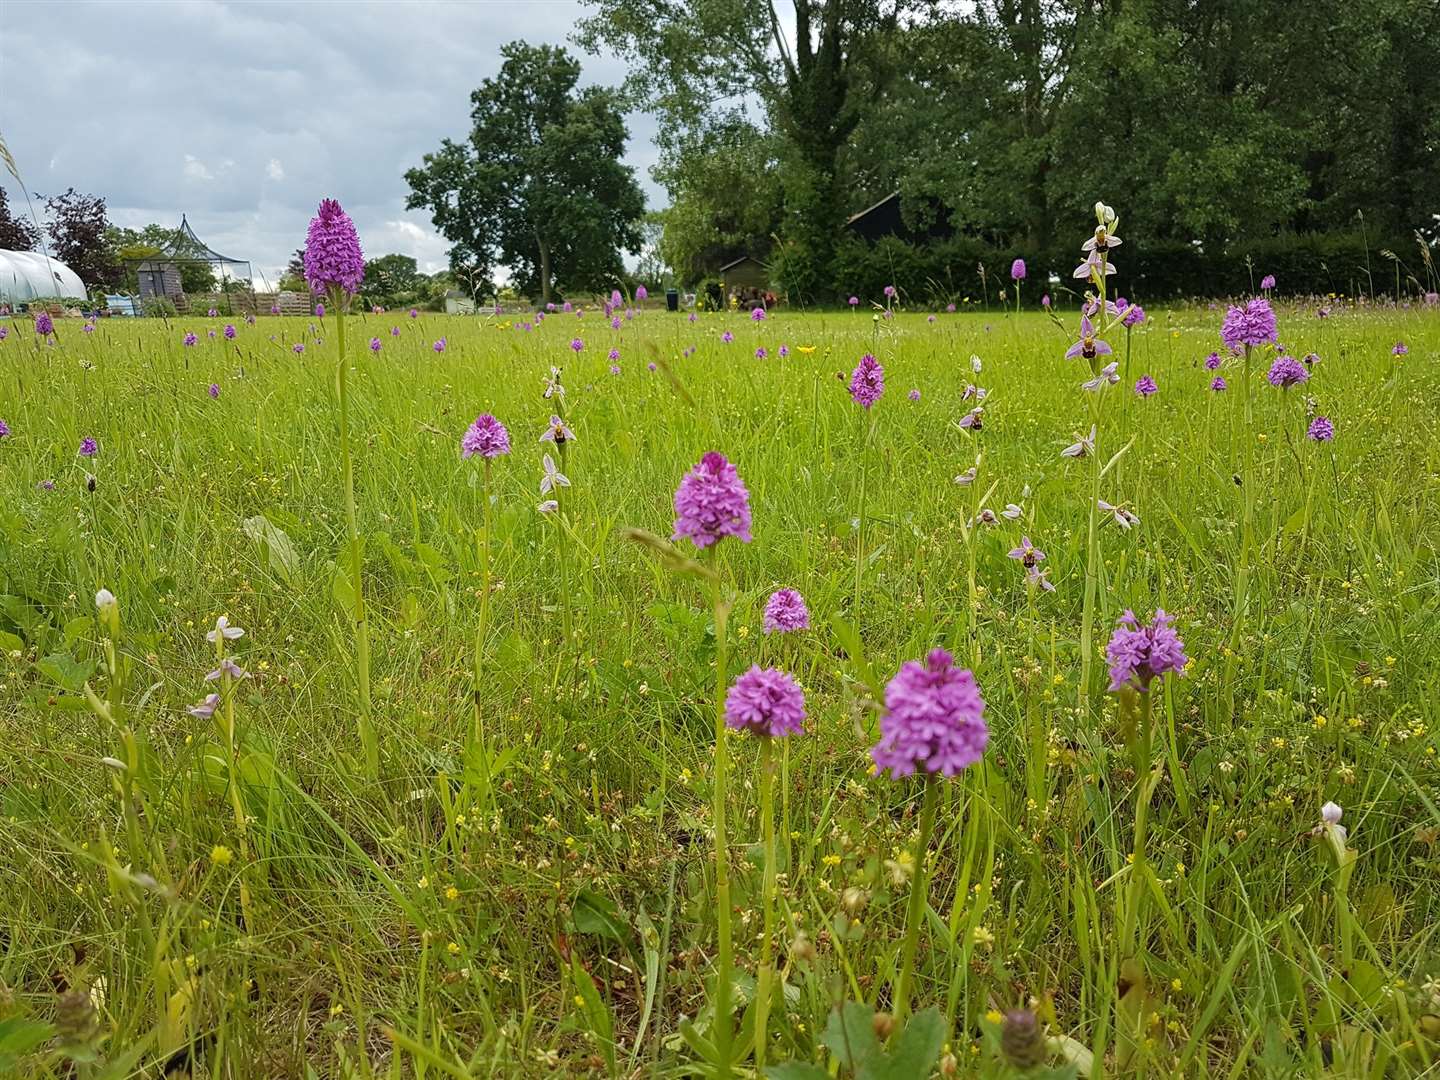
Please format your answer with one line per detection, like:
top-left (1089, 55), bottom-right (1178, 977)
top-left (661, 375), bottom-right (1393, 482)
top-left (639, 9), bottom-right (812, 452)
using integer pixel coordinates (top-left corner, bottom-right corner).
top-left (0, 0), bottom-right (664, 285)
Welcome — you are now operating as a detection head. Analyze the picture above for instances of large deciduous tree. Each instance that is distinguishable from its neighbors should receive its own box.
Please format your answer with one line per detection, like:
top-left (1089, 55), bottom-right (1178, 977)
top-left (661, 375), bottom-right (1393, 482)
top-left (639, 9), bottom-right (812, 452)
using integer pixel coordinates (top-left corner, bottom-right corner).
top-left (653, 116), bottom-right (784, 287)
top-left (363, 254), bottom-right (421, 307)
top-left (44, 188), bottom-right (117, 288)
top-left (0, 186), bottom-right (41, 252)
top-left (404, 42), bottom-right (646, 305)
top-left (578, 0), bottom-right (915, 303)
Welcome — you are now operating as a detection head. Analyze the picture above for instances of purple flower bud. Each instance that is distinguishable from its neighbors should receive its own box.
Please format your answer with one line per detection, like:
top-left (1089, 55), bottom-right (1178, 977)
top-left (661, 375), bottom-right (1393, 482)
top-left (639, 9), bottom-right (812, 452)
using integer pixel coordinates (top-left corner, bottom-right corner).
top-left (672, 451), bottom-right (752, 549)
top-left (461, 413), bottom-right (511, 458)
top-left (870, 649), bottom-right (987, 778)
top-left (303, 198), bottom-right (364, 296)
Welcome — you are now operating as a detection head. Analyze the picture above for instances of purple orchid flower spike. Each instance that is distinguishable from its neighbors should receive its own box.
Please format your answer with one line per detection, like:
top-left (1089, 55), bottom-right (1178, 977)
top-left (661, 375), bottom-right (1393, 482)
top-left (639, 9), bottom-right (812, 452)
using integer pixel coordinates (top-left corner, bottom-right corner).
top-left (1098, 498), bottom-right (1140, 530)
top-left (540, 414), bottom-right (575, 444)
top-left (1062, 425), bottom-right (1096, 458)
top-left (1066, 315), bottom-right (1114, 362)
top-left (539, 454), bottom-right (570, 495)
top-left (1081, 362), bottom-right (1120, 391)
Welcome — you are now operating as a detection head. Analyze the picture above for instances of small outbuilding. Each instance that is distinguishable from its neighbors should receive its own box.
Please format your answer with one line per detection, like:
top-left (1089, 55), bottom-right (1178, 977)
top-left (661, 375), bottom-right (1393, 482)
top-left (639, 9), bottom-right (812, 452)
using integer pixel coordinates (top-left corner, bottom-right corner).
top-left (845, 192), bottom-right (952, 244)
top-left (0, 249), bottom-right (88, 306)
top-left (719, 255), bottom-right (768, 294)
top-left (444, 289), bottom-right (477, 315)
top-left (129, 215), bottom-right (252, 303)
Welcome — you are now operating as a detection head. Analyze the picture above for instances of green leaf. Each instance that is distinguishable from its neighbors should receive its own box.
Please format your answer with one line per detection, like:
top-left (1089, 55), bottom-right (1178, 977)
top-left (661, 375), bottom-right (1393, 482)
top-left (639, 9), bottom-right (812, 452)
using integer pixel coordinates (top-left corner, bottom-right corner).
top-left (677, 1016), bottom-right (718, 1063)
top-left (0, 1016), bottom-right (55, 1069)
top-left (0, 629), bottom-right (23, 654)
top-left (63, 616), bottom-right (94, 646)
top-left (37, 651), bottom-right (96, 692)
top-left (821, 1001), bottom-right (880, 1070)
top-left (242, 514), bottom-right (301, 583)
top-left (570, 955), bottom-right (616, 1074)
top-left (330, 559), bottom-right (355, 613)
top-left (868, 1007), bottom-right (946, 1080)
top-left (766, 1064), bottom-right (832, 1080)
top-left (571, 889), bottom-right (629, 943)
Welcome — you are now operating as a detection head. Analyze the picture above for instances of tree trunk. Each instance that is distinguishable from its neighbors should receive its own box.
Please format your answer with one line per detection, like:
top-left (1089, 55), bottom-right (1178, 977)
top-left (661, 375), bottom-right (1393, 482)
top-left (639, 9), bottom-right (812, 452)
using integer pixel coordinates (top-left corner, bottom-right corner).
top-left (538, 236), bottom-right (552, 305)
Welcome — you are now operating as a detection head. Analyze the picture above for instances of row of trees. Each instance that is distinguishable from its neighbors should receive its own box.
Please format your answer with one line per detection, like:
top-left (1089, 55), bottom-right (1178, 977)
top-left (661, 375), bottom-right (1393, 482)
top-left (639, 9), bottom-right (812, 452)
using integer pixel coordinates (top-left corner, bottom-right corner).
top-left (279, 249), bottom-right (461, 311)
top-left (0, 187), bottom-right (132, 288)
top-left (577, 0), bottom-right (1440, 300)
top-left (1, 187), bottom-right (454, 308)
top-left (0, 187), bottom-right (225, 293)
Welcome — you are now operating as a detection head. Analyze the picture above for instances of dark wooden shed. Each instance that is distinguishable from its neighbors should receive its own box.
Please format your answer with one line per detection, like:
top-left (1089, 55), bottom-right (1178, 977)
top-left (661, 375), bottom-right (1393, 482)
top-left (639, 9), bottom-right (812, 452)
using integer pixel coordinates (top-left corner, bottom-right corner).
top-left (720, 255), bottom-right (769, 293)
top-left (845, 192), bottom-right (953, 244)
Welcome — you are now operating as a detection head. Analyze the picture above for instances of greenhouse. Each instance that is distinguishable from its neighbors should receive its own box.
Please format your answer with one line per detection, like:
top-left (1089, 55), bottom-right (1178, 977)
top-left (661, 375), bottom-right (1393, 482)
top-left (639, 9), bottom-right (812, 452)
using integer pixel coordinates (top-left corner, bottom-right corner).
top-left (0, 249), bottom-right (87, 306)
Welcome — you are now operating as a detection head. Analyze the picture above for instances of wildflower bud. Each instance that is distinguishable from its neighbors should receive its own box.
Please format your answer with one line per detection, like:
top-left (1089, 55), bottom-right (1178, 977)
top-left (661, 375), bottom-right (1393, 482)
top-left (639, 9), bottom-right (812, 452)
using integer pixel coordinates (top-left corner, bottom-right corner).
top-left (86, 473), bottom-right (97, 492)
top-left (1001, 1009), bottom-right (1046, 1070)
top-left (95, 589), bottom-right (119, 636)
top-left (789, 933), bottom-right (816, 963)
top-left (841, 886), bottom-right (869, 917)
top-left (55, 987), bottom-right (100, 1052)
top-left (871, 1011), bottom-right (895, 1040)
top-left (939, 1052), bottom-right (958, 1076)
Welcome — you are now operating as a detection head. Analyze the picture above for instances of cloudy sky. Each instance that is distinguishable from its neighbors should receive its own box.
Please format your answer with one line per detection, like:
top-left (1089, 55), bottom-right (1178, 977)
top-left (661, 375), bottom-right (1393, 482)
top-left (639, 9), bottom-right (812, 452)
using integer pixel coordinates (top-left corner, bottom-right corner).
top-left (0, 0), bottom-right (664, 285)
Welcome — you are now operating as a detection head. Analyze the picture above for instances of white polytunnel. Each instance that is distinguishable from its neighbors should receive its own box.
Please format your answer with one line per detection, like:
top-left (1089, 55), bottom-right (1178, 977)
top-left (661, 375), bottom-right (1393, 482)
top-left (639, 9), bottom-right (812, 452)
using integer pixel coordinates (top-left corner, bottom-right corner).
top-left (0, 249), bottom-right (88, 304)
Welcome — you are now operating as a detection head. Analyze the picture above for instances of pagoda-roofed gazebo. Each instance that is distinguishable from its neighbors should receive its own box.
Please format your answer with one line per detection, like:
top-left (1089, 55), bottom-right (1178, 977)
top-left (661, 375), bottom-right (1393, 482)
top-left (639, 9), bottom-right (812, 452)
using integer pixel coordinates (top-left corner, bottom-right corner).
top-left (129, 214), bottom-right (252, 303)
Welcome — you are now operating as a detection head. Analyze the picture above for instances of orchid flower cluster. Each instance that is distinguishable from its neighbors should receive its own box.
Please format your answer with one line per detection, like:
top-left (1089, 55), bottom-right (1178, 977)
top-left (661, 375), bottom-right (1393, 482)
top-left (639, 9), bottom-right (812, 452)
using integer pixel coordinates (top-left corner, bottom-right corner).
top-left (1066, 201), bottom-right (1125, 393)
top-left (1063, 201), bottom-right (1134, 702)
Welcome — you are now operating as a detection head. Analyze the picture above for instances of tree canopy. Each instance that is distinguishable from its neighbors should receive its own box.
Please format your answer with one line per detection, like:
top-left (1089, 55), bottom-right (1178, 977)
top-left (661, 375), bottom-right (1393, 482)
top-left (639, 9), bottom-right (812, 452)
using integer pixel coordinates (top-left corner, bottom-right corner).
top-left (581, 0), bottom-right (1439, 297)
top-left (44, 188), bottom-right (117, 288)
top-left (404, 41), bottom-right (646, 304)
top-left (0, 186), bottom-right (41, 252)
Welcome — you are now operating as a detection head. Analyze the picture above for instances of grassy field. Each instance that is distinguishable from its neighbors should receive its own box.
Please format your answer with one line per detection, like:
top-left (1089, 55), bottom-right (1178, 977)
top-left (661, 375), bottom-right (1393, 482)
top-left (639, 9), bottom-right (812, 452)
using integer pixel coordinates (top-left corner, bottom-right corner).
top-left (1, 298), bottom-right (1438, 1077)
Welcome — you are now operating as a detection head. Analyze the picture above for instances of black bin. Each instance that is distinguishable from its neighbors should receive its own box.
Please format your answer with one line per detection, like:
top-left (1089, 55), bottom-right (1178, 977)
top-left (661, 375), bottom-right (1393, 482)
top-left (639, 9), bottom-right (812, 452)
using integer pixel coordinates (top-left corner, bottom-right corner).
top-left (665, 288), bottom-right (679, 312)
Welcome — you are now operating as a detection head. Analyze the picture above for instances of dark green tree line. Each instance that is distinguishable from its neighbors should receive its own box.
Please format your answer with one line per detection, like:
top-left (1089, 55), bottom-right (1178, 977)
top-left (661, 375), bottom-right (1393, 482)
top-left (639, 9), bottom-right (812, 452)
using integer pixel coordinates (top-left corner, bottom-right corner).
top-left (583, 0), bottom-right (1438, 295)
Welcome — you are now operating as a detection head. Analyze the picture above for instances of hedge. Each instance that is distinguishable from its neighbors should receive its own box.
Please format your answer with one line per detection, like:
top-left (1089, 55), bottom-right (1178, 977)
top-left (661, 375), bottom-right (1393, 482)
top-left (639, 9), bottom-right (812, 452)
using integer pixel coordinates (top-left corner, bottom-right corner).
top-left (821, 232), bottom-right (1425, 307)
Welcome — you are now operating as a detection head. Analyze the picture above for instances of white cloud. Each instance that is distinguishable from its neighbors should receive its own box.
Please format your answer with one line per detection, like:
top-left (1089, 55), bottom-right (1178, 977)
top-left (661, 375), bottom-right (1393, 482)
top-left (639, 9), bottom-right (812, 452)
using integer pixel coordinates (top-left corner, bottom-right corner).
top-left (182, 154), bottom-right (215, 182)
top-left (0, 0), bottom-right (666, 286)
top-left (373, 217), bottom-right (451, 274)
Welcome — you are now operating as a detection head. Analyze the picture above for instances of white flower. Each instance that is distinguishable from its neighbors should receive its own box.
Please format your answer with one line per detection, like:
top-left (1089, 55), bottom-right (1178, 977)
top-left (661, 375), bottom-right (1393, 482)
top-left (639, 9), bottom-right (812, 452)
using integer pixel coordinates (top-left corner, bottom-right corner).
top-left (970, 354), bottom-right (983, 374)
top-left (206, 615), bottom-right (244, 643)
top-left (1098, 498), bottom-right (1140, 530)
top-left (1321, 801), bottom-right (1343, 826)
top-left (1062, 426), bottom-right (1096, 459)
top-left (95, 589), bottom-right (117, 612)
top-left (539, 454), bottom-right (570, 495)
top-left (1001, 503), bottom-right (1023, 520)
